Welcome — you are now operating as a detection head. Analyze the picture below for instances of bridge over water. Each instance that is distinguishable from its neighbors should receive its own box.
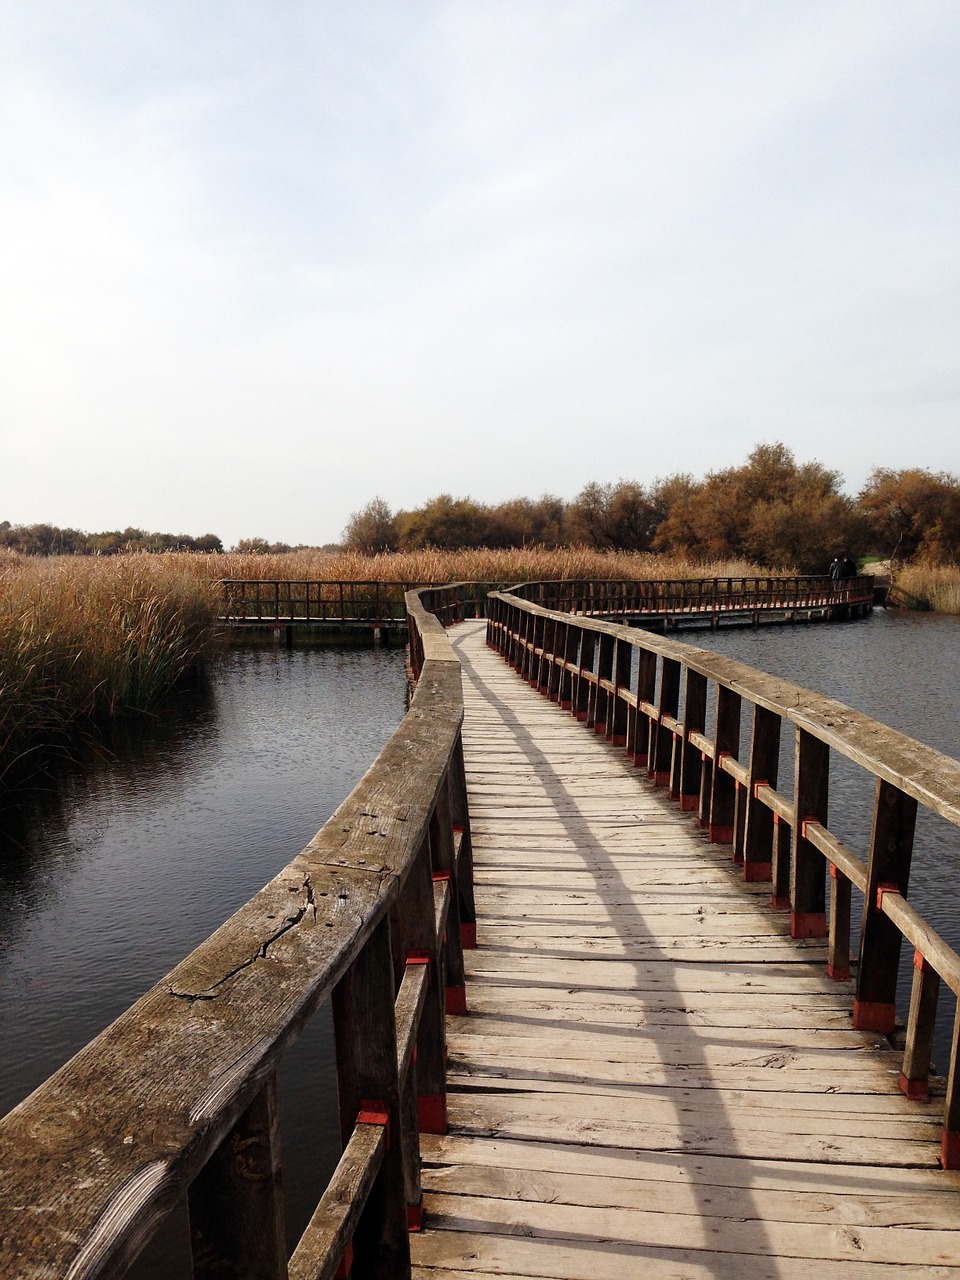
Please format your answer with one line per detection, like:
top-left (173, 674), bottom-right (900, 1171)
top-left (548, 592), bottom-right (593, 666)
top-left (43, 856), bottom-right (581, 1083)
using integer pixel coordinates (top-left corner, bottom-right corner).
top-left (1, 583), bottom-right (958, 1278)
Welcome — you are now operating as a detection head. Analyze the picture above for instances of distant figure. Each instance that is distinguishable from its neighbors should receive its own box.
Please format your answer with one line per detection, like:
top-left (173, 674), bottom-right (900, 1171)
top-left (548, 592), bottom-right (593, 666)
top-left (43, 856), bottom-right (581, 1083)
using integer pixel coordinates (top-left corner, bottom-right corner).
top-left (839, 554), bottom-right (857, 579)
top-left (829, 555), bottom-right (841, 580)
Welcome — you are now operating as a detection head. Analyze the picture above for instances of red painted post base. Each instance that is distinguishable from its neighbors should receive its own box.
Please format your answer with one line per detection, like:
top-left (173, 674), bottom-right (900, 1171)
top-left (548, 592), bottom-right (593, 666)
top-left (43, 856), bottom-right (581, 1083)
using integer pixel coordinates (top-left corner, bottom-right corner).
top-left (898, 1072), bottom-right (929, 1102)
top-left (827, 961), bottom-right (851, 981)
top-left (335, 1241), bottom-right (354, 1279)
top-left (653, 771), bottom-right (670, 787)
top-left (417, 1093), bottom-right (448, 1135)
top-left (460, 921), bottom-right (477, 949)
top-left (575, 710), bottom-right (588, 722)
top-left (634, 753), bottom-right (649, 769)
top-left (772, 894), bottom-right (790, 910)
top-left (942, 1131), bottom-right (960, 1169)
top-left (559, 699), bottom-right (572, 710)
top-left (445, 985), bottom-right (467, 1016)
top-left (678, 794), bottom-right (699, 811)
top-left (790, 911), bottom-right (827, 939)
top-left (709, 824), bottom-right (735, 844)
top-left (853, 999), bottom-right (896, 1033)
top-left (743, 861), bottom-right (772, 883)
top-left (612, 733), bottom-right (626, 747)
top-left (407, 1197), bottom-right (425, 1232)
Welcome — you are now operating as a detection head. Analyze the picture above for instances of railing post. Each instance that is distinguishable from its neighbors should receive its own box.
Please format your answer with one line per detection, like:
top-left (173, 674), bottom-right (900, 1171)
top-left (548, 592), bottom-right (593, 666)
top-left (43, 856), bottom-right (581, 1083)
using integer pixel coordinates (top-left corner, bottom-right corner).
top-left (854, 779), bottom-right (918, 1032)
top-left (899, 951), bottom-right (939, 1102)
top-left (188, 1073), bottom-right (288, 1280)
top-left (743, 706), bottom-right (780, 882)
top-left (559, 622), bottom-right (577, 710)
top-left (448, 735), bottom-right (477, 949)
top-left (574, 629), bottom-right (595, 723)
top-left (332, 917), bottom-right (410, 1279)
top-left (650, 657), bottom-right (680, 786)
top-left (677, 669), bottom-right (706, 810)
top-left (611, 637), bottom-right (631, 747)
top-left (430, 778), bottom-right (467, 1016)
top-left (942, 1007), bottom-right (960, 1168)
top-left (791, 729), bottom-right (828, 938)
top-left (595, 634), bottom-right (614, 736)
top-left (708, 687), bottom-right (741, 844)
top-left (633, 648), bottom-right (657, 768)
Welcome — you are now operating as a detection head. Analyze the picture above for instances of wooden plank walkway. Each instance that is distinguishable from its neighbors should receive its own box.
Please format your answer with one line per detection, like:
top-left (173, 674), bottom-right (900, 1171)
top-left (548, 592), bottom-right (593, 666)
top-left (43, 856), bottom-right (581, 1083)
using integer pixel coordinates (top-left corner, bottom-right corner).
top-left (410, 620), bottom-right (960, 1279)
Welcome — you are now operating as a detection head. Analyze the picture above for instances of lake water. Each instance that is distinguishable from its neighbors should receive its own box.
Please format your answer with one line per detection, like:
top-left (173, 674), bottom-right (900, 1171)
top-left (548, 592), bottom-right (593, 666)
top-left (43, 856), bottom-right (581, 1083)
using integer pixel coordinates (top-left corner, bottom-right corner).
top-left (0, 644), bottom-right (409, 1277)
top-left (2, 611), bottom-right (959, 1273)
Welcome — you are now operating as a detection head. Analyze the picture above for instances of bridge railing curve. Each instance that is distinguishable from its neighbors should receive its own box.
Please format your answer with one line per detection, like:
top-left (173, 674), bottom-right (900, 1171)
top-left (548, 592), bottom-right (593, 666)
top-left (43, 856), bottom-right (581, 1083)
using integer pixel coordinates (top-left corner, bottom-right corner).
top-left (0, 587), bottom-right (475, 1280)
top-left (487, 586), bottom-right (960, 1169)
top-left (510, 574), bottom-right (875, 620)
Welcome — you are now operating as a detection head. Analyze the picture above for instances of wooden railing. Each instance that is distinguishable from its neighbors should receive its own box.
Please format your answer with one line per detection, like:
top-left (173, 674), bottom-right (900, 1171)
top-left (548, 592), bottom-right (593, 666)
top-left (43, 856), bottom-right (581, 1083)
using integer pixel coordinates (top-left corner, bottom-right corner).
top-left (511, 575), bottom-right (875, 619)
top-left (487, 587), bottom-right (960, 1168)
top-left (219, 581), bottom-right (488, 626)
top-left (0, 589), bottom-right (475, 1280)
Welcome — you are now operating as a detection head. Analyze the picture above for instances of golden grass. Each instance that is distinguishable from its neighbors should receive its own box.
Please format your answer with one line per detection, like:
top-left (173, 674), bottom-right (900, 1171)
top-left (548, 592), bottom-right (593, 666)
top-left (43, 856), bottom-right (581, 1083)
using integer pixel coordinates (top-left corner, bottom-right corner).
top-left (0, 554), bottom-right (219, 784)
top-left (891, 562), bottom-right (960, 613)
top-left (177, 546), bottom-right (766, 587)
top-left (0, 543), bottom-right (859, 785)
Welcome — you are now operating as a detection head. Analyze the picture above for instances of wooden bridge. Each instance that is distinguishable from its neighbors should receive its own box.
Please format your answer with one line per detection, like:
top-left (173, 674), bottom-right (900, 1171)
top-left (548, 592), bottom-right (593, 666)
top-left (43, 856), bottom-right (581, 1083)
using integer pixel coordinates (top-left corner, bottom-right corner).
top-left (218, 575), bottom-right (874, 640)
top-left (1, 583), bottom-right (959, 1278)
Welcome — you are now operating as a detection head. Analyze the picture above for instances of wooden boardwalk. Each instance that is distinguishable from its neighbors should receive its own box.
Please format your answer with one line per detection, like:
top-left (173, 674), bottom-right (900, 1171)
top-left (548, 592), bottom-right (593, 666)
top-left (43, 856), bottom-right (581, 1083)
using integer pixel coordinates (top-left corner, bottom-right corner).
top-left (411, 620), bottom-right (960, 1279)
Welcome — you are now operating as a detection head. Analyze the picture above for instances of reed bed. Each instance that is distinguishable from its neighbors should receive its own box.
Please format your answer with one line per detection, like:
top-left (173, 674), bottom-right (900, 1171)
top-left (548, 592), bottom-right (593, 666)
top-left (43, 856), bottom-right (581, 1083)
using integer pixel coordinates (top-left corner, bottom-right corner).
top-left (890, 562), bottom-right (960, 613)
top-left (0, 554), bottom-right (219, 785)
top-left (184, 547), bottom-right (766, 587)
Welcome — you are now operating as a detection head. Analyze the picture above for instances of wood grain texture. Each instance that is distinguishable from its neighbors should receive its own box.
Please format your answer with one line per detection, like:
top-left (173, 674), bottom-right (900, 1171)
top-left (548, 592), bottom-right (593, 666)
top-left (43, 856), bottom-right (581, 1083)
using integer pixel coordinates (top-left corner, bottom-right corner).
top-left (412, 619), bottom-right (960, 1279)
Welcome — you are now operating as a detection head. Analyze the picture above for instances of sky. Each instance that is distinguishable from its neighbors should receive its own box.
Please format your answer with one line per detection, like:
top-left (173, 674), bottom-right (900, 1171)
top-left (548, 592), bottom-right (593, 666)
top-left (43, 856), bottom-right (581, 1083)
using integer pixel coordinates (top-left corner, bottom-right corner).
top-left (2, 1), bottom-right (959, 549)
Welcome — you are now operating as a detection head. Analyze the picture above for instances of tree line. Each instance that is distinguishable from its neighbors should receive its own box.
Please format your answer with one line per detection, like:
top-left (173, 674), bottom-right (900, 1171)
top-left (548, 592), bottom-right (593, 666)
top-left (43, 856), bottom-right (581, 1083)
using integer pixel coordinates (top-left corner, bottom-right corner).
top-left (343, 445), bottom-right (960, 573)
top-left (4, 445), bottom-right (958, 571)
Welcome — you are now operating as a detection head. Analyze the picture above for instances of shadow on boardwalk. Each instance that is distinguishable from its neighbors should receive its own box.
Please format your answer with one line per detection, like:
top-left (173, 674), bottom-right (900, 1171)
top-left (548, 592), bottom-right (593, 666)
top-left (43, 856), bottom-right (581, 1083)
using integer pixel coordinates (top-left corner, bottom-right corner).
top-left (409, 621), bottom-right (956, 1279)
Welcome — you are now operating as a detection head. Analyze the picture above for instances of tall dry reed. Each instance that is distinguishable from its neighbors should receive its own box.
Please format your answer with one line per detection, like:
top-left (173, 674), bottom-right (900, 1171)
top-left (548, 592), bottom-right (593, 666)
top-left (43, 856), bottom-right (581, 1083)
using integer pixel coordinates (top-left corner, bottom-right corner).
top-left (179, 546), bottom-right (766, 587)
top-left (891, 562), bottom-right (960, 613)
top-left (0, 554), bottom-right (219, 785)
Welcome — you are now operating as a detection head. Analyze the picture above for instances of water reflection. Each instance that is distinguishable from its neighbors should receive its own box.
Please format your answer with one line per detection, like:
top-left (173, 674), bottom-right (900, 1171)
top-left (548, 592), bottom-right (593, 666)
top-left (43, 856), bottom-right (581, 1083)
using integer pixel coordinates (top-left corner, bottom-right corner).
top-left (0, 645), bottom-right (408, 1279)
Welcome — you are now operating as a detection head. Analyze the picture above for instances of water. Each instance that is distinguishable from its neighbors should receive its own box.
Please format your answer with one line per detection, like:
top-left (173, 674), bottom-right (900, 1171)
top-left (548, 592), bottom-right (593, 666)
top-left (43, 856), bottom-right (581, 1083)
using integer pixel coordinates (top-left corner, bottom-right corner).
top-left (0, 644), bottom-right (408, 1277)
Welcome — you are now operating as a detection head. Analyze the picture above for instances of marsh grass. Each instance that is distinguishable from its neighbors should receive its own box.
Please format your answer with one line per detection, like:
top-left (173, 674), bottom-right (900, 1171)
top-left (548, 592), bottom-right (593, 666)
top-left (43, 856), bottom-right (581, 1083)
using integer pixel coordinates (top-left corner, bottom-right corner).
top-left (0, 543), bottom-right (858, 786)
top-left (188, 546), bottom-right (764, 588)
top-left (891, 562), bottom-right (960, 613)
top-left (0, 554), bottom-right (219, 785)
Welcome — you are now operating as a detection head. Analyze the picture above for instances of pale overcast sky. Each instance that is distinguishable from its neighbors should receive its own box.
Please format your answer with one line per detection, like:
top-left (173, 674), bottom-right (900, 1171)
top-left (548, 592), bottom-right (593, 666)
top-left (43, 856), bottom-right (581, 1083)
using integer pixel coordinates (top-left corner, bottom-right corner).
top-left (2, 1), bottom-right (958, 548)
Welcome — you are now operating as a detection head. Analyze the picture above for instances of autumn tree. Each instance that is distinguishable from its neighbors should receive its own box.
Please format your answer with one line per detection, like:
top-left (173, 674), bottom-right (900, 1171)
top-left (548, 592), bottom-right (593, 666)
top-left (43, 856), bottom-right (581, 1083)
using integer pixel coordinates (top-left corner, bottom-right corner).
top-left (342, 497), bottom-right (399, 554)
top-left (858, 468), bottom-right (960, 562)
top-left (486, 495), bottom-right (566, 548)
top-left (567, 481), bottom-right (659, 550)
top-left (396, 495), bottom-right (490, 550)
top-left (653, 443), bottom-right (863, 571)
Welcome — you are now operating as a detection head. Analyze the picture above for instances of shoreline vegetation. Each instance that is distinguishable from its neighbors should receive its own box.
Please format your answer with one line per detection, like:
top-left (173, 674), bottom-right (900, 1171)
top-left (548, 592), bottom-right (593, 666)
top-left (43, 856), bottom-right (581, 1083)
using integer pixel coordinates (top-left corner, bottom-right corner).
top-left (1, 546), bottom-right (956, 792)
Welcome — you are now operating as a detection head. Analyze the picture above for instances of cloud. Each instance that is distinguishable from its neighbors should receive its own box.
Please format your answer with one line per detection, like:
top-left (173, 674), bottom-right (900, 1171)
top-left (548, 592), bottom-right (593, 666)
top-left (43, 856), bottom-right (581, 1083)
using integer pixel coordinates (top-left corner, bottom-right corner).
top-left (1, 1), bottom-right (959, 544)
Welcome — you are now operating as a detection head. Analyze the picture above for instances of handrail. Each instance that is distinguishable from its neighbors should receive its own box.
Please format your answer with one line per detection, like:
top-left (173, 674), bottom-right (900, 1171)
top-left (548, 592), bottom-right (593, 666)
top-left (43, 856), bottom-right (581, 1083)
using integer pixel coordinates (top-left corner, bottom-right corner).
top-left (509, 575), bottom-right (875, 618)
top-left (487, 586), bottom-right (960, 1169)
top-left (0, 588), bottom-right (475, 1279)
top-left (219, 580), bottom-right (489, 625)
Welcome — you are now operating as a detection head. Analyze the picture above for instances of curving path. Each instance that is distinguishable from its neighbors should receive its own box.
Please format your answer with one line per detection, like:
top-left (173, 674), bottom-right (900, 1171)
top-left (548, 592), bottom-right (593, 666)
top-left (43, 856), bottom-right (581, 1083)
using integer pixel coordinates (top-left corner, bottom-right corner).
top-left (410, 620), bottom-right (960, 1279)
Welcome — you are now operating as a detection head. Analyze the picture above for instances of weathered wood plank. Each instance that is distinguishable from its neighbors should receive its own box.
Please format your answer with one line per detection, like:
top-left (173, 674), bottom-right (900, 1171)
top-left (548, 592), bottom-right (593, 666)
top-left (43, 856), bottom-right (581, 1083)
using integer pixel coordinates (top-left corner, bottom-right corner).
top-left (414, 619), bottom-right (960, 1280)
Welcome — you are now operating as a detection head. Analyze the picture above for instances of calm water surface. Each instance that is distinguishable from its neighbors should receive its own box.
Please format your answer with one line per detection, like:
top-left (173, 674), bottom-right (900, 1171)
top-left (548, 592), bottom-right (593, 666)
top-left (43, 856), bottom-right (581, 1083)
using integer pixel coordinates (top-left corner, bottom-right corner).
top-left (0, 644), bottom-right (408, 1277)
